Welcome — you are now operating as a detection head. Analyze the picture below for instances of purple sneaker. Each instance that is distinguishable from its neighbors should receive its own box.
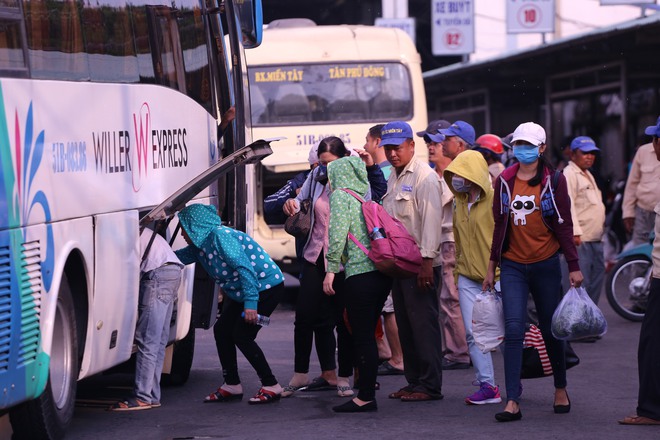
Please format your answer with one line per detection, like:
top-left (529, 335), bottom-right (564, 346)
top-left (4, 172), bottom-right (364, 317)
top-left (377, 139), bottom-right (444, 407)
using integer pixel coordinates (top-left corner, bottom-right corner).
top-left (465, 382), bottom-right (502, 405)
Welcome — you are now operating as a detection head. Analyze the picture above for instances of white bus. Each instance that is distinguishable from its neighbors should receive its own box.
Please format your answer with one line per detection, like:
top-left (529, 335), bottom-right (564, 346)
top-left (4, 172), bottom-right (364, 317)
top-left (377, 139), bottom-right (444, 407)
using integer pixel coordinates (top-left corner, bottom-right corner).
top-left (0, 0), bottom-right (265, 438)
top-left (244, 19), bottom-right (428, 273)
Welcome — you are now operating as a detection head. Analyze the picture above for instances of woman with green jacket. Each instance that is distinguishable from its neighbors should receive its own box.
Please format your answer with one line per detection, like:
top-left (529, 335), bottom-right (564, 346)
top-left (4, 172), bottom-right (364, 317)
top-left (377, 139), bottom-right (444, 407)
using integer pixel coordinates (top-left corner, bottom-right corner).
top-left (323, 156), bottom-right (393, 413)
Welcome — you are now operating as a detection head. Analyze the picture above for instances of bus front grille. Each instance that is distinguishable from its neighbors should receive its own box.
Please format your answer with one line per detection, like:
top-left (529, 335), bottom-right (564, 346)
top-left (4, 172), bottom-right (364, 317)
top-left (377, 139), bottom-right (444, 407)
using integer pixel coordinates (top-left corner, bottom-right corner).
top-left (18, 241), bottom-right (42, 367)
top-left (0, 241), bottom-right (43, 372)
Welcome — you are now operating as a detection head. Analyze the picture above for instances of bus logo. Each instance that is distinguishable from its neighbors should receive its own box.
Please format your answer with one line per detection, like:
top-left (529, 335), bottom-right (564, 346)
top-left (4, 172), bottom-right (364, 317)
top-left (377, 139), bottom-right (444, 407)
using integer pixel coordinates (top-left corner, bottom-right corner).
top-left (132, 102), bottom-right (151, 192)
top-left (0, 94), bottom-right (55, 291)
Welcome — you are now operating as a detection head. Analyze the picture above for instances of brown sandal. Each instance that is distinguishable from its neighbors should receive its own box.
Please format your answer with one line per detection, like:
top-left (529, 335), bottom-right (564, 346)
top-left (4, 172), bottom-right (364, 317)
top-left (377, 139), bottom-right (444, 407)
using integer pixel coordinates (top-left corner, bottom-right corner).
top-left (619, 415), bottom-right (660, 425)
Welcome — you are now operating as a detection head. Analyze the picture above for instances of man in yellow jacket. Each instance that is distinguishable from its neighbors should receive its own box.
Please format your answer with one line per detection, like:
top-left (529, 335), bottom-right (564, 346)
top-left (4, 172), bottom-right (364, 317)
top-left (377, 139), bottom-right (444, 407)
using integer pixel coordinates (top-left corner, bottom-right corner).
top-left (443, 150), bottom-right (502, 405)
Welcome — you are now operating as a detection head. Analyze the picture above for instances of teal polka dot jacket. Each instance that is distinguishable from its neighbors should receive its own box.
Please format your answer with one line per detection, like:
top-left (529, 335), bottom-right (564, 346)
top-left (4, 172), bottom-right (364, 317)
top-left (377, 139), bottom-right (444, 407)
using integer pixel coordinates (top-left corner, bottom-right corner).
top-left (175, 204), bottom-right (283, 310)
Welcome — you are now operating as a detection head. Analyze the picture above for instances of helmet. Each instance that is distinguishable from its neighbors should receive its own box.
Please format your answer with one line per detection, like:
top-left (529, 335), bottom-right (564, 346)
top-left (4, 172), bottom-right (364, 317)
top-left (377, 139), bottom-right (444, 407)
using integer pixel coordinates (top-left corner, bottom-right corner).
top-left (474, 134), bottom-right (504, 155)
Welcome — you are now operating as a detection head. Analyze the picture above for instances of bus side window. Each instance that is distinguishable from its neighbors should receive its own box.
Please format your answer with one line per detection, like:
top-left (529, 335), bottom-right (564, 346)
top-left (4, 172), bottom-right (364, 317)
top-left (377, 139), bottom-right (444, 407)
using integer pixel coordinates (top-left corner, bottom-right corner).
top-left (0, 12), bottom-right (28, 75)
top-left (129, 4), bottom-right (155, 83)
top-left (176, 1), bottom-right (213, 114)
top-left (24, 0), bottom-right (89, 80)
top-left (81, 0), bottom-right (138, 82)
top-left (145, 6), bottom-right (186, 93)
top-left (271, 83), bottom-right (311, 123)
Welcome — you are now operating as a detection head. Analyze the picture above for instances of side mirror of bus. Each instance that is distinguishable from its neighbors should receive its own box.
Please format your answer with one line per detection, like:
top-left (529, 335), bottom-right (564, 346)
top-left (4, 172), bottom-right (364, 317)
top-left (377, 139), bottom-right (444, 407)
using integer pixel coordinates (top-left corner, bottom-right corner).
top-left (235, 0), bottom-right (263, 49)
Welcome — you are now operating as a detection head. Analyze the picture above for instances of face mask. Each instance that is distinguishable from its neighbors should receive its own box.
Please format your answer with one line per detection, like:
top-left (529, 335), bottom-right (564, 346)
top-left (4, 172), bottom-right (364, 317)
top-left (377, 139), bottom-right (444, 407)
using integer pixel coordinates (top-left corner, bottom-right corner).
top-left (513, 145), bottom-right (540, 164)
top-left (452, 176), bottom-right (472, 193)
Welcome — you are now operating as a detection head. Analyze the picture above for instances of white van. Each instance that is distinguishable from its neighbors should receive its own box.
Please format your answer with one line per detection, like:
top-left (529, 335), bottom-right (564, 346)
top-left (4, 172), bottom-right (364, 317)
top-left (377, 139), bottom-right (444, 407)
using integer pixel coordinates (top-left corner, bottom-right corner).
top-left (245, 19), bottom-right (428, 273)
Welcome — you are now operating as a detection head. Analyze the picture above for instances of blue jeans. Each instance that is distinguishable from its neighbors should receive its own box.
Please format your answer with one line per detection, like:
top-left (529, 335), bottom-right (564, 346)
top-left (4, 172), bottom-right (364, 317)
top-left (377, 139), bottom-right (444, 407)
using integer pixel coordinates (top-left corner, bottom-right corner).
top-left (457, 275), bottom-right (497, 387)
top-left (134, 264), bottom-right (182, 404)
top-left (501, 255), bottom-right (566, 403)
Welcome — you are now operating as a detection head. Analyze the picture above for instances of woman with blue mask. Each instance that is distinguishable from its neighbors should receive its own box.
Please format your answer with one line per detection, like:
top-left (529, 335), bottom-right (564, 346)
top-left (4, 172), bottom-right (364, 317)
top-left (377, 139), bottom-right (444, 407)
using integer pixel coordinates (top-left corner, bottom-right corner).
top-left (483, 122), bottom-right (583, 422)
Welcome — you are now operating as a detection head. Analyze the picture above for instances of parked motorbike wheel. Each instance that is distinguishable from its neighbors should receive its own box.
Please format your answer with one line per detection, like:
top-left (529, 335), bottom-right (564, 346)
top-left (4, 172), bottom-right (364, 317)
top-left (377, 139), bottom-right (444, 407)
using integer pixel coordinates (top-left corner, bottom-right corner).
top-left (606, 255), bottom-right (651, 322)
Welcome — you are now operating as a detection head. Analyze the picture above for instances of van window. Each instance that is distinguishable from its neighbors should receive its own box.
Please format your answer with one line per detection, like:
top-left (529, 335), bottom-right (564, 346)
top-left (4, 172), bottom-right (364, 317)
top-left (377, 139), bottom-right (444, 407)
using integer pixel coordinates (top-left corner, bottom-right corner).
top-left (249, 62), bottom-right (413, 126)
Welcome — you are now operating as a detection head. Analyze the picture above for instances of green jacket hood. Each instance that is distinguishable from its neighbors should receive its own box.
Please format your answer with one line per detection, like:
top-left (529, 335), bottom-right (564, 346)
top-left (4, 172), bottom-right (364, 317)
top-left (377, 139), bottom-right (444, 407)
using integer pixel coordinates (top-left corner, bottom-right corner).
top-left (327, 156), bottom-right (369, 197)
top-left (178, 204), bottom-right (221, 248)
top-left (444, 150), bottom-right (492, 199)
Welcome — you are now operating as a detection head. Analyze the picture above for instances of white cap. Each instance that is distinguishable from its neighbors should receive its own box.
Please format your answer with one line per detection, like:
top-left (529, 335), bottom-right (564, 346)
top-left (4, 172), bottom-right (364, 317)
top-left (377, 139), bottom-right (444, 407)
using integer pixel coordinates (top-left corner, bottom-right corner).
top-left (511, 122), bottom-right (546, 146)
top-left (308, 145), bottom-right (319, 165)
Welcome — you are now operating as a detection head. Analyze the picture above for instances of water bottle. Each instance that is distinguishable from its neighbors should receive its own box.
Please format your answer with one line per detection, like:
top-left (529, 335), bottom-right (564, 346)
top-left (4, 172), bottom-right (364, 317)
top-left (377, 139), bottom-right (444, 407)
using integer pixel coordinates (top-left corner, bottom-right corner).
top-left (241, 312), bottom-right (270, 326)
top-left (370, 227), bottom-right (386, 240)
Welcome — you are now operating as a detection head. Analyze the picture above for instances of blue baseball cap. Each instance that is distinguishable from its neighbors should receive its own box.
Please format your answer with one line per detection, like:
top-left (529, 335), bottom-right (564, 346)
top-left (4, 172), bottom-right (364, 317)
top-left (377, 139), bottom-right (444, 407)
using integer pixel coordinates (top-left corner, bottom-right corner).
top-left (381, 121), bottom-right (414, 146)
top-left (570, 136), bottom-right (599, 153)
top-left (644, 116), bottom-right (660, 137)
top-left (439, 120), bottom-right (476, 146)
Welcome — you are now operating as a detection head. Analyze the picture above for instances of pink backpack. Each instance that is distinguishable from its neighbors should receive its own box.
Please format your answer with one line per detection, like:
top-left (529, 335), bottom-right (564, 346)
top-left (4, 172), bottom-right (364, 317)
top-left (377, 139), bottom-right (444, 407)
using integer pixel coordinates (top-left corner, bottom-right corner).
top-left (341, 189), bottom-right (422, 278)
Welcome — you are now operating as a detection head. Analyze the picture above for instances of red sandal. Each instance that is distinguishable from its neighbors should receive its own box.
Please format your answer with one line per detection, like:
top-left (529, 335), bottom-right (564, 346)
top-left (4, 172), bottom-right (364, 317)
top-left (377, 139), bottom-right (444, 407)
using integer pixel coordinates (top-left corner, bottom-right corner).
top-left (203, 387), bottom-right (243, 403)
top-left (248, 388), bottom-right (281, 405)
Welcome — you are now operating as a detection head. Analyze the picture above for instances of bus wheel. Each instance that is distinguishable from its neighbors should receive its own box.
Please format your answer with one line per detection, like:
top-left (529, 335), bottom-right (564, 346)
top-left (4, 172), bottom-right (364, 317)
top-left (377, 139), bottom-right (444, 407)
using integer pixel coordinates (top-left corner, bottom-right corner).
top-left (10, 275), bottom-right (78, 440)
top-left (161, 322), bottom-right (195, 386)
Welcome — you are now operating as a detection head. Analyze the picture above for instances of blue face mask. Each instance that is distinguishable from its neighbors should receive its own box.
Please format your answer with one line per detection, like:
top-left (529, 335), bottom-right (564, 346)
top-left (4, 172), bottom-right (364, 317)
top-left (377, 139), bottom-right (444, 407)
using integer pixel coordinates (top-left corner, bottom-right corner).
top-left (513, 145), bottom-right (540, 164)
top-left (451, 176), bottom-right (472, 193)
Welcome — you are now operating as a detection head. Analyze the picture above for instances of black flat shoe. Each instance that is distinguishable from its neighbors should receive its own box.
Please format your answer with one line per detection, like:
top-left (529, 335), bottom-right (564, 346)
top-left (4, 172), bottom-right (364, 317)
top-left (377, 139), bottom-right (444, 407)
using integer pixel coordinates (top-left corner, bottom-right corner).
top-left (332, 399), bottom-right (378, 413)
top-left (554, 399), bottom-right (571, 414)
top-left (495, 410), bottom-right (522, 422)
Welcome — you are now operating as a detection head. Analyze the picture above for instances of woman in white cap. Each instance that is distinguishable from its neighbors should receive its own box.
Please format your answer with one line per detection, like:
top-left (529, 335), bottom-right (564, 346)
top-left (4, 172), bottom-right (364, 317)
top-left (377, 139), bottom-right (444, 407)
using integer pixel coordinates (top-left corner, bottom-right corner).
top-left (483, 122), bottom-right (583, 422)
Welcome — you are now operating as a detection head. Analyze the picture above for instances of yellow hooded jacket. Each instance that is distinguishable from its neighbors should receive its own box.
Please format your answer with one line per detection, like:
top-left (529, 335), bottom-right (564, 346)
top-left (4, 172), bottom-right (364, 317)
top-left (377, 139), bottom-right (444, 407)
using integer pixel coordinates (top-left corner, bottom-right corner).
top-left (443, 150), bottom-right (499, 283)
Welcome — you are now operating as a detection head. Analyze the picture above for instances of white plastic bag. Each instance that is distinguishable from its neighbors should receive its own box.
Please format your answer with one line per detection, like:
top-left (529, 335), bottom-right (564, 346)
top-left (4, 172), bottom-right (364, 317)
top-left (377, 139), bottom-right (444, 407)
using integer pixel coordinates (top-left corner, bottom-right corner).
top-left (472, 290), bottom-right (505, 353)
top-left (551, 286), bottom-right (608, 341)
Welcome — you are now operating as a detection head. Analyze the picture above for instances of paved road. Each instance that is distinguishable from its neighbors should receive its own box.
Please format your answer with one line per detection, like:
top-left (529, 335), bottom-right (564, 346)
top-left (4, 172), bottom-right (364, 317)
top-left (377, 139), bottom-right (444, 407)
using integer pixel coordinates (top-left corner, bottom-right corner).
top-left (2, 295), bottom-right (659, 440)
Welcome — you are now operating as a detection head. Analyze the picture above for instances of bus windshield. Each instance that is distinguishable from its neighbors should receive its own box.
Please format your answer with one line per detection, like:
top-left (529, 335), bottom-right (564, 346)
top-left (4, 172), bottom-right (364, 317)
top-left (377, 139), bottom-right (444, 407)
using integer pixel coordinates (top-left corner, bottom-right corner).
top-left (249, 62), bottom-right (413, 126)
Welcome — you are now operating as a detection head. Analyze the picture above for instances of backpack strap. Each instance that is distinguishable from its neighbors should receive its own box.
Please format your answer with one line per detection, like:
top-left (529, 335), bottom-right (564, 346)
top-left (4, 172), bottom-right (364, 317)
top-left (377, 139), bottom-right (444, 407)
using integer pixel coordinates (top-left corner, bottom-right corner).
top-left (347, 232), bottom-right (369, 256)
top-left (341, 188), bottom-right (371, 256)
top-left (341, 188), bottom-right (365, 203)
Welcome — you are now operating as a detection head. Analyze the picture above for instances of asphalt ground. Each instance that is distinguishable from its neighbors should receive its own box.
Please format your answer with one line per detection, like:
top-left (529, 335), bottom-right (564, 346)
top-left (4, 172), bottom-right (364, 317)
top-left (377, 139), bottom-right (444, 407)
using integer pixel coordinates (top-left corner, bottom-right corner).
top-left (2, 286), bottom-right (658, 440)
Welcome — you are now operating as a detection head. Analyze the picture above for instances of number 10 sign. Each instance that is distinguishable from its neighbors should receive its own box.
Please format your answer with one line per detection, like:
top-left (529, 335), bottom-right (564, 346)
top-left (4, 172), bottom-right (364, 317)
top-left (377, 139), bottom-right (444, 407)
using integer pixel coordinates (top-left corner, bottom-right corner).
top-left (506, 0), bottom-right (555, 34)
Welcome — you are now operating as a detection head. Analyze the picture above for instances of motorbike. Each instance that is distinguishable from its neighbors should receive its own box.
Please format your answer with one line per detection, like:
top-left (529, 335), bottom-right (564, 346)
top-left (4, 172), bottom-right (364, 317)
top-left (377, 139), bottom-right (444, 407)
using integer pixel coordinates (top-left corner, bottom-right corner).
top-left (602, 179), bottom-right (629, 269)
top-left (605, 233), bottom-right (654, 322)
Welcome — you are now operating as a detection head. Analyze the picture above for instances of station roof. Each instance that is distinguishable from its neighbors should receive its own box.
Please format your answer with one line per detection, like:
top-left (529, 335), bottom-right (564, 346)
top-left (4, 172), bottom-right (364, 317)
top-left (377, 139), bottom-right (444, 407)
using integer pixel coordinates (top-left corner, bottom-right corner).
top-left (423, 13), bottom-right (660, 91)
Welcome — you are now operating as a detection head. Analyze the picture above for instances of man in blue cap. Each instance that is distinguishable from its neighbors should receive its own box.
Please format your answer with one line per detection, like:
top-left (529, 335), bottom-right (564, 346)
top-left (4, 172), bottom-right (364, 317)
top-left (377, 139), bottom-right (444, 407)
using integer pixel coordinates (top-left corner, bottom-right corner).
top-left (623, 117), bottom-right (660, 250)
top-left (562, 136), bottom-right (606, 310)
top-left (419, 120), bottom-right (471, 371)
top-left (620, 117), bottom-right (660, 425)
top-left (380, 121), bottom-right (445, 402)
top-left (440, 120), bottom-right (476, 160)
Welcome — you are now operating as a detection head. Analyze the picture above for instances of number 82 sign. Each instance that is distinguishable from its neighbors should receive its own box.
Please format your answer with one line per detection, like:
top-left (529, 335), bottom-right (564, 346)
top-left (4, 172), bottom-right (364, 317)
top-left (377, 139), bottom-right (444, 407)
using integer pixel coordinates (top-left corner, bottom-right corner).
top-left (506, 0), bottom-right (555, 34)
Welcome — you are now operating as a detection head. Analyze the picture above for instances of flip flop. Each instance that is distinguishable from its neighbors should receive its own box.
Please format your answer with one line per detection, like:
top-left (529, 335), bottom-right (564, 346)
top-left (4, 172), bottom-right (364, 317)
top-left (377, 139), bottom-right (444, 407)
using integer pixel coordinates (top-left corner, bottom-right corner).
top-left (281, 383), bottom-right (308, 398)
top-left (377, 361), bottom-right (405, 376)
top-left (109, 397), bottom-right (151, 411)
top-left (299, 376), bottom-right (335, 392)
